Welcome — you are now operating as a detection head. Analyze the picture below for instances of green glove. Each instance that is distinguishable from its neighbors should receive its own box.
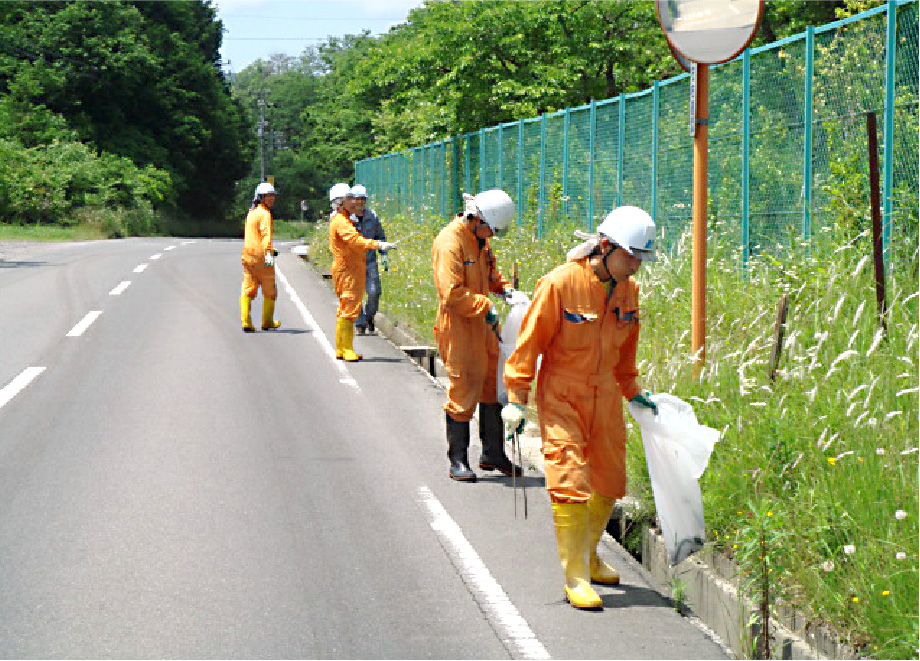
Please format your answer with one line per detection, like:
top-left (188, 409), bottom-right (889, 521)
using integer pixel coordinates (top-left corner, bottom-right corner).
top-left (381, 254), bottom-right (389, 272)
top-left (630, 391), bottom-right (658, 415)
top-left (485, 307), bottom-right (497, 326)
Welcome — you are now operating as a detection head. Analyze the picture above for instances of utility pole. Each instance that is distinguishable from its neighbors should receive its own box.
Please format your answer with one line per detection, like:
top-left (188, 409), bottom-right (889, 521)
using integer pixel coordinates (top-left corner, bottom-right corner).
top-left (257, 93), bottom-right (267, 181)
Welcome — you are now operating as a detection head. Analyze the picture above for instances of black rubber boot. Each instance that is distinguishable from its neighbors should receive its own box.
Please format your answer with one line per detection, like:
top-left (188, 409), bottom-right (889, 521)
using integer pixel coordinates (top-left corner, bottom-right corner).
top-left (478, 403), bottom-right (523, 477)
top-left (446, 414), bottom-right (477, 482)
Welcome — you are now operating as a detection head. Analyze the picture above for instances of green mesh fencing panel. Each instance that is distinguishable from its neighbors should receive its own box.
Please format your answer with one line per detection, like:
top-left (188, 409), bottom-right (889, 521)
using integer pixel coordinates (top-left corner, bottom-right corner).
top-left (657, 76), bottom-right (695, 254)
top-left (593, 99), bottom-right (620, 229)
top-left (566, 106), bottom-right (591, 228)
top-left (355, 1), bottom-right (917, 266)
top-left (893, 1), bottom-right (919, 263)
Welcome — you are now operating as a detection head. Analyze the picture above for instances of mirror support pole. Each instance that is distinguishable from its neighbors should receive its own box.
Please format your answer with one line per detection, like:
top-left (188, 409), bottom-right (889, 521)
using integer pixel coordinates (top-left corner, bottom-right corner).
top-left (692, 63), bottom-right (709, 378)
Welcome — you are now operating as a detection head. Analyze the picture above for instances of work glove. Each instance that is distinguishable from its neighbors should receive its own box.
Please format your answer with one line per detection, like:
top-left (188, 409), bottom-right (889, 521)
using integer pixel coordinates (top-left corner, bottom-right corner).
top-left (503, 288), bottom-right (530, 306)
top-left (264, 250), bottom-right (274, 266)
top-left (381, 254), bottom-right (389, 272)
top-left (501, 403), bottom-right (526, 437)
top-left (378, 241), bottom-right (396, 252)
top-left (630, 391), bottom-right (658, 415)
top-left (484, 306), bottom-right (498, 327)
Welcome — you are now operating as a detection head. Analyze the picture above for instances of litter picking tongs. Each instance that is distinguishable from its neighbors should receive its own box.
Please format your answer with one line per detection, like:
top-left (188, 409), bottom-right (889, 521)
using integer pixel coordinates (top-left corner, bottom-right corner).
top-left (509, 427), bottom-right (528, 519)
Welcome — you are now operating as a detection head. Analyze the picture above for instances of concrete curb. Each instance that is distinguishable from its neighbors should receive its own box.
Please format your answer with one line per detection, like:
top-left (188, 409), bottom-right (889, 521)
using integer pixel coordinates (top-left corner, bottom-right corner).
top-left (292, 249), bottom-right (841, 661)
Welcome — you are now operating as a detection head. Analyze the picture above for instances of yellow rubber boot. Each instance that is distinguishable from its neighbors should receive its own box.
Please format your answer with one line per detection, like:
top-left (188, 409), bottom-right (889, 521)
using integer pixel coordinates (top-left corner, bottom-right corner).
top-left (261, 298), bottom-right (281, 330)
top-left (335, 317), bottom-right (345, 359)
top-left (552, 502), bottom-right (603, 609)
top-left (587, 493), bottom-right (621, 585)
top-left (340, 319), bottom-right (362, 362)
top-left (240, 295), bottom-right (255, 333)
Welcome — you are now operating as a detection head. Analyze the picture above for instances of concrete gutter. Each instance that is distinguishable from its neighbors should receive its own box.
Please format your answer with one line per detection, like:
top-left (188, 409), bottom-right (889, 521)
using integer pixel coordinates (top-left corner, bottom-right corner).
top-left (292, 248), bottom-right (848, 661)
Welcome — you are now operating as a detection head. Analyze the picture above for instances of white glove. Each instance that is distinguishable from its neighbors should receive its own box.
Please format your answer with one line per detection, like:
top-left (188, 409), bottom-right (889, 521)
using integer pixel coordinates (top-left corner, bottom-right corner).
top-left (501, 403), bottom-right (526, 437)
top-left (504, 288), bottom-right (530, 306)
top-left (264, 251), bottom-right (274, 266)
top-left (378, 241), bottom-right (396, 252)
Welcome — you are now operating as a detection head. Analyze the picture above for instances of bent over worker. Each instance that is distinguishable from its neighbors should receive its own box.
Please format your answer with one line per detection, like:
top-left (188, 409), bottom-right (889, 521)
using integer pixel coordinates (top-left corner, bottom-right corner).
top-left (240, 182), bottom-right (281, 332)
top-left (350, 185), bottom-right (387, 335)
top-left (329, 186), bottom-right (395, 361)
top-left (431, 189), bottom-right (525, 482)
top-left (501, 206), bottom-right (659, 610)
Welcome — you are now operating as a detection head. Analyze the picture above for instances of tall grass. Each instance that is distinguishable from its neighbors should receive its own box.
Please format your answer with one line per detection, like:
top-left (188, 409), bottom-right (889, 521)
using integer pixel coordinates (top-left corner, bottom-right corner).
top-left (308, 212), bottom-right (918, 658)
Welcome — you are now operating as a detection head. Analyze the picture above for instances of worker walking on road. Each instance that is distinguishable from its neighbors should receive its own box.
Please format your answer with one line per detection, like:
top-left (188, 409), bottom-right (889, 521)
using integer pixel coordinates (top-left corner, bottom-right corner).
top-left (329, 185), bottom-right (395, 361)
top-left (501, 206), bottom-right (660, 610)
top-left (240, 182), bottom-right (281, 333)
top-left (350, 185), bottom-right (388, 335)
top-left (431, 189), bottom-right (525, 482)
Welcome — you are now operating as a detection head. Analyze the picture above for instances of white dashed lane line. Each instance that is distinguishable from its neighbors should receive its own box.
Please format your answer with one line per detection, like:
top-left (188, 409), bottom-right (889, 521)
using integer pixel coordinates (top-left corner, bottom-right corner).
top-left (133, 264), bottom-right (148, 273)
top-left (150, 254), bottom-right (162, 260)
top-left (417, 486), bottom-right (551, 660)
top-left (66, 311), bottom-right (102, 337)
top-left (109, 281), bottom-right (131, 296)
top-left (0, 367), bottom-right (46, 411)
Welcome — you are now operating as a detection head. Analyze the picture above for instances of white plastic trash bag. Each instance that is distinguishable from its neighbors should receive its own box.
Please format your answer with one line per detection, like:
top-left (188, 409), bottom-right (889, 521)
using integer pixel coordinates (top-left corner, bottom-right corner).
top-left (628, 393), bottom-right (720, 565)
top-left (496, 298), bottom-right (530, 406)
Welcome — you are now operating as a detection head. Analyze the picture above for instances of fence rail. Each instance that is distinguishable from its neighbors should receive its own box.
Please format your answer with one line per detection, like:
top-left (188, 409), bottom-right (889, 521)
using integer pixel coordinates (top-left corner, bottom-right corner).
top-left (355, 0), bottom-right (918, 265)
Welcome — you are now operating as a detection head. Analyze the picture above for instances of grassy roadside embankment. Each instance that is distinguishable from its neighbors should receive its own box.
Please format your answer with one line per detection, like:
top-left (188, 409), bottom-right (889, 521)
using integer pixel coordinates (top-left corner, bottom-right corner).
top-left (305, 212), bottom-right (918, 659)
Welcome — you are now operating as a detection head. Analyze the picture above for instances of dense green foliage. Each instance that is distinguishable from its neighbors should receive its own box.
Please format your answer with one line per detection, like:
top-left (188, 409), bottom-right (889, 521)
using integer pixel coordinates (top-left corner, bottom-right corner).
top-left (234, 0), bottom-right (845, 224)
top-left (0, 1), bottom-right (252, 231)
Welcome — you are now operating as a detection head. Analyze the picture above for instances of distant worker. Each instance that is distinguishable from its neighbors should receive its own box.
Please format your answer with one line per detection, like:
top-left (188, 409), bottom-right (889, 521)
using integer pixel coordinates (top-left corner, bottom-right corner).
top-left (329, 185), bottom-right (396, 361)
top-left (240, 182), bottom-right (281, 333)
top-left (431, 189), bottom-right (525, 482)
top-left (501, 206), bottom-right (660, 610)
top-left (349, 185), bottom-right (388, 335)
top-left (328, 182), bottom-right (350, 220)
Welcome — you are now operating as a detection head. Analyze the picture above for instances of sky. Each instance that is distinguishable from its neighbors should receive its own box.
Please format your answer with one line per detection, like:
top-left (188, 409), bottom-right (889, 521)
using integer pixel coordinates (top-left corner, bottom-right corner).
top-left (214, 0), bottom-right (424, 74)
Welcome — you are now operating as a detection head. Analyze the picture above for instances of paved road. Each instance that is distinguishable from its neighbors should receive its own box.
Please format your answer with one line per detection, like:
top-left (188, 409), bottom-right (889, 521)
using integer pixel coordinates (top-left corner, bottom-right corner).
top-left (0, 238), bottom-right (728, 659)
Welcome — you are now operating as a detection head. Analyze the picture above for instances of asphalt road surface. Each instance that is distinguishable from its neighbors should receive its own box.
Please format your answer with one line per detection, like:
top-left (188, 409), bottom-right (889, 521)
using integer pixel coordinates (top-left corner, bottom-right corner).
top-left (0, 238), bottom-right (728, 659)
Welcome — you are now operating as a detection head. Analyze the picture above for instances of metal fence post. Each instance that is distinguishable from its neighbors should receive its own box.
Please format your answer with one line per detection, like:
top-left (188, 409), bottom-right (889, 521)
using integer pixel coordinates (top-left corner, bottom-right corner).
top-left (517, 119), bottom-right (524, 224)
top-left (588, 100), bottom-right (596, 229)
top-left (562, 108), bottom-right (570, 222)
top-left (464, 136), bottom-right (471, 194)
top-left (651, 81), bottom-right (660, 222)
top-left (617, 93), bottom-right (626, 208)
top-left (803, 26), bottom-right (815, 244)
top-left (539, 114), bottom-right (547, 238)
top-left (742, 48), bottom-right (751, 275)
top-left (883, 0), bottom-right (897, 267)
top-left (479, 128), bottom-right (485, 190)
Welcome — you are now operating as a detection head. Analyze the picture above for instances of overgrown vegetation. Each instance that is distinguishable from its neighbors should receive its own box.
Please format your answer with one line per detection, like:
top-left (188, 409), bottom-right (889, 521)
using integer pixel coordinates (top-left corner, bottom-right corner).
top-left (0, 1), bottom-right (252, 232)
top-left (307, 211), bottom-right (917, 659)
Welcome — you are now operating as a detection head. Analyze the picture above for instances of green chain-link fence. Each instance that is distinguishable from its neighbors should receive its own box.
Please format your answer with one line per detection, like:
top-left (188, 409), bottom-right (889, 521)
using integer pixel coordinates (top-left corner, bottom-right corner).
top-left (355, 1), bottom-right (918, 265)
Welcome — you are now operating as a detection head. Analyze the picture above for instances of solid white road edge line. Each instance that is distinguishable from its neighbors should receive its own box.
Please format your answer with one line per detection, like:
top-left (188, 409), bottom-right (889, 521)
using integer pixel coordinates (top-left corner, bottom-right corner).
top-left (133, 264), bottom-right (148, 273)
top-left (0, 366), bottom-right (46, 410)
top-left (417, 486), bottom-right (551, 660)
top-left (66, 311), bottom-right (102, 337)
top-left (109, 280), bottom-right (131, 296)
top-left (275, 266), bottom-right (360, 391)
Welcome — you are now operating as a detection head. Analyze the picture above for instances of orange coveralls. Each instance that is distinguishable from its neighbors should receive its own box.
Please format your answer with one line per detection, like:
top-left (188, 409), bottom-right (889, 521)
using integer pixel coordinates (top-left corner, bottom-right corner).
top-left (503, 257), bottom-right (642, 503)
top-left (432, 216), bottom-right (511, 423)
top-left (329, 211), bottom-right (380, 319)
top-left (241, 203), bottom-right (276, 300)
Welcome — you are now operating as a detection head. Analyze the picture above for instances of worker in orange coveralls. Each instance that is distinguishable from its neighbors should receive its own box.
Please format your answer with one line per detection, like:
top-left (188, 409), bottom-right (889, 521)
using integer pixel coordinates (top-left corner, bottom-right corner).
top-left (501, 206), bottom-right (660, 610)
top-left (240, 182), bottom-right (281, 332)
top-left (431, 189), bottom-right (525, 482)
top-left (329, 185), bottom-right (396, 361)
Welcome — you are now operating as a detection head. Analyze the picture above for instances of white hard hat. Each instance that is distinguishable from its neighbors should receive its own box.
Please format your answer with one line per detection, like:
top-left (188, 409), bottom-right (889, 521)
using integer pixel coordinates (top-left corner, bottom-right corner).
top-left (596, 206), bottom-right (657, 261)
top-left (329, 183), bottom-right (351, 202)
top-left (472, 189), bottom-right (515, 235)
top-left (350, 184), bottom-right (367, 198)
top-left (255, 182), bottom-right (276, 197)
